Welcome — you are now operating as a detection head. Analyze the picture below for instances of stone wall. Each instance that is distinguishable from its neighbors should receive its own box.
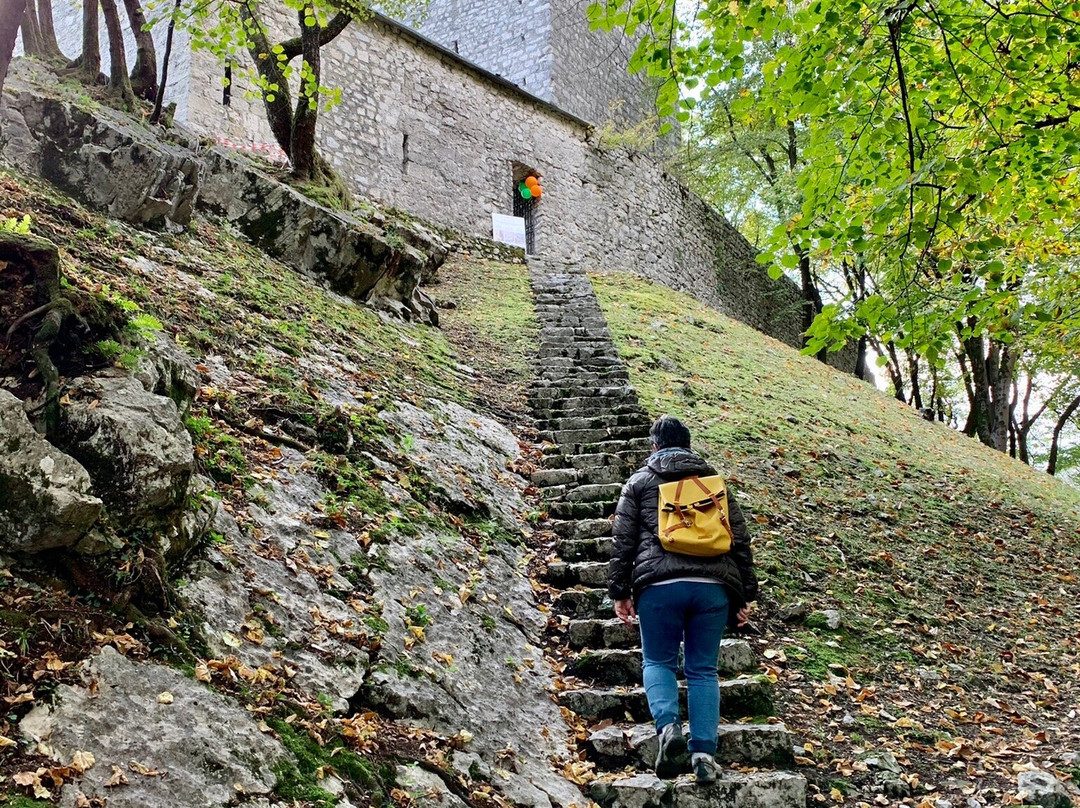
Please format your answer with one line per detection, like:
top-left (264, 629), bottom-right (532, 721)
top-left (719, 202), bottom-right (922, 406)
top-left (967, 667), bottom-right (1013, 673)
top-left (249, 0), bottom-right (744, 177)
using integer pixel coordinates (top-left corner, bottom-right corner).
top-left (547, 0), bottom-right (653, 126)
top-left (403, 0), bottom-right (652, 127)
top-left (399, 0), bottom-right (554, 99)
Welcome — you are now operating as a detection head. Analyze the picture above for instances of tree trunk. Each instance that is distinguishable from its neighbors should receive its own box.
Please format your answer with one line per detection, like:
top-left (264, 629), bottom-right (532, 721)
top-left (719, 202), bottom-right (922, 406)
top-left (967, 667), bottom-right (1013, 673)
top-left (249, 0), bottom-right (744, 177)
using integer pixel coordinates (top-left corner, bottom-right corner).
top-left (0, 0), bottom-right (25, 101)
top-left (240, 4), bottom-right (294, 158)
top-left (99, 0), bottom-right (134, 107)
top-left (20, 0), bottom-right (43, 57)
top-left (961, 335), bottom-right (993, 447)
top-left (853, 334), bottom-right (868, 381)
top-left (150, 0), bottom-right (180, 123)
top-left (1047, 394), bottom-right (1080, 476)
top-left (988, 343), bottom-right (1015, 452)
top-left (35, 0), bottom-right (63, 60)
top-left (70, 0), bottom-right (101, 82)
top-left (122, 0), bottom-right (157, 101)
top-left (906, 349), bottom-right (923, 410)
top-left (797, 247), bottom-right (826, 362)
top-left (883, 340), bottom-right (906, 402)
top-left (289, 3), bottom-right (320, 181)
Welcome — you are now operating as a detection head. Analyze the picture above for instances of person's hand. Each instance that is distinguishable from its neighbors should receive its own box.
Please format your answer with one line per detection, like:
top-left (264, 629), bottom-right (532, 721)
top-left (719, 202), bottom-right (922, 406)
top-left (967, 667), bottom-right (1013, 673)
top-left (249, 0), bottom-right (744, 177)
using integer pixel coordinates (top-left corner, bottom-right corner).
top-left (614, 598), bottom-right (636, 626)
top-left (735, 605), bottom-right (752, 627)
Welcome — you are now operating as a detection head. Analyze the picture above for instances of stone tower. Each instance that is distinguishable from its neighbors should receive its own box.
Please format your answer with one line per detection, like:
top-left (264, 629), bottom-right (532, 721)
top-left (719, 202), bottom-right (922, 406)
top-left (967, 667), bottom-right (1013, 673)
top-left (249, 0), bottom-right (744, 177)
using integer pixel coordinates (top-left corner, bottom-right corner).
top-left (397, 0), bottom-right (654, 126)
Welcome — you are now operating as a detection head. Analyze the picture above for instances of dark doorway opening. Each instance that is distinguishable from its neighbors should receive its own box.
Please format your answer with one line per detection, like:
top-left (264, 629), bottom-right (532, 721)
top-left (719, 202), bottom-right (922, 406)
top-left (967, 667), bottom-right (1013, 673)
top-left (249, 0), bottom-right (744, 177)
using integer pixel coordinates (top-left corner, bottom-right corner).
top-left (511, 163), bottom-right (541, 255)
top-left (512, 191), bottom-right (537, 255)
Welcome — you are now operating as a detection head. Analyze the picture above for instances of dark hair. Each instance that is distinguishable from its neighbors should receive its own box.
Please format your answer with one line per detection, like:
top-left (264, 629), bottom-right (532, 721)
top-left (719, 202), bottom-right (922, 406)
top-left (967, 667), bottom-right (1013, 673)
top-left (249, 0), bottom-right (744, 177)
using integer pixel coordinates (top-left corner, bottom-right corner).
top-left (649, 415), bottom-right (691, 450)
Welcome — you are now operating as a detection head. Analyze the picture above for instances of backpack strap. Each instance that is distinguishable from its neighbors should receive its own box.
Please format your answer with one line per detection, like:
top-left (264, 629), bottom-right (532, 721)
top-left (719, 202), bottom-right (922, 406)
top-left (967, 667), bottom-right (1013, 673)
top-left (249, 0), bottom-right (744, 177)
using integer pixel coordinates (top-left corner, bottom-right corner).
top-left (662, 478), bottom-right (689, 537)
top-left (689, 476), bottom-right (732, 531)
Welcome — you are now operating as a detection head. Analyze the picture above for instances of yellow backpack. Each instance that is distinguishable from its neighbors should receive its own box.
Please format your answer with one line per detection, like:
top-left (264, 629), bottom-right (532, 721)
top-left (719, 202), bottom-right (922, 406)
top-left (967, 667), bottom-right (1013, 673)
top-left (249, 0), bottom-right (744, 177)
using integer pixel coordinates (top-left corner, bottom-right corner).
top-left (656, 475), bottom-right (733, 557)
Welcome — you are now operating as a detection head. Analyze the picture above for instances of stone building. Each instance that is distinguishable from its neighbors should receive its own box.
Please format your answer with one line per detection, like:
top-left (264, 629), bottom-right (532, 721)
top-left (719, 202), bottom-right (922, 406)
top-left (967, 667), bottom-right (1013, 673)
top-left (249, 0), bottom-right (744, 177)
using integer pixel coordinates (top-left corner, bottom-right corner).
top-left (28, 0), bottom-right (819, 354)
top-left (399, 0), bottom-right (655, 127)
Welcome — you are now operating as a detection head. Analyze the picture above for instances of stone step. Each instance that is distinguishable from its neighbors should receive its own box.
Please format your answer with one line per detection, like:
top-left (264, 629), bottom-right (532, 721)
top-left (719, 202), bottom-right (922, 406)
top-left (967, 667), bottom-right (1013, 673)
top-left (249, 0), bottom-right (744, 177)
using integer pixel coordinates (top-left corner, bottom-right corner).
top-left (565, 482), bottom-right (625, 503)
top-left (545, 560), bottom-right (608, 588)
top-left (539, 327), bottom-right (612, 340)
top-left (567, 616), bottom-right (637, 649)
top-left (549, 500), bottom-right (616, 520)
top-left (553, 588), bottom-right (610, 619)
top-left (538, 464), bottom-right (625, 487)
top-left (540, 426), bottom-right (649, 446)
top-left (587, 721), bottom-right (796, 769)
top-left (559, 676), bottom-right (774, 722)
top-left (566, 641), bottom-right (757, 685)
top-left (531, 402), bottom-right (644, 420)
top-left (537, 345), bottom-right (621, 361)
top-left (534, 370), bottom-right (630, 386)
top-left (535, 414), bottom-right (648, 433)
top-left (552, 518), bottom-right (612, 540)
top-left (555, 536), bottom-right (614, 561)
top-left (530, 384), bottom-right (636, 402)
top-left (540, 450), bottom-right (642, 470)
top-left (532, 468), bottom-right (579, 488)
top-left (542, 438), bottom-right (651, 458)
top-left (591, 771), bottom-right (806, 808)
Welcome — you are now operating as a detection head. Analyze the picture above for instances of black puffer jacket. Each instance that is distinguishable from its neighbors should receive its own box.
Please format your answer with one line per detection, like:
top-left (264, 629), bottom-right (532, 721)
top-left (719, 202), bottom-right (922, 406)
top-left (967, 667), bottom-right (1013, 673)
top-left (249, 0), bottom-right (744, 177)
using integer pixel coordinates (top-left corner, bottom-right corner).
top-left (607, 448), bottom-right (759, 610)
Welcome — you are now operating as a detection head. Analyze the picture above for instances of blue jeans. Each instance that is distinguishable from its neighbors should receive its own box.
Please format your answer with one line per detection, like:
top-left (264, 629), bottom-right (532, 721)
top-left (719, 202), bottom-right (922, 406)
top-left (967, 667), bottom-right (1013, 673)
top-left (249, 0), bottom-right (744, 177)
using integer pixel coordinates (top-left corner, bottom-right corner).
top-left (637, 581), bottom-right (729, 755)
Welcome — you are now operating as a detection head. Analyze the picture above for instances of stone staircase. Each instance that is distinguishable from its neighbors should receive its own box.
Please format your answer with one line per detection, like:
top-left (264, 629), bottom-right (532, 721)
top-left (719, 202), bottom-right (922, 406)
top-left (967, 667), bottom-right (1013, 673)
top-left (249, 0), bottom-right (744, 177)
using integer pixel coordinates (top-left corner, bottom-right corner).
top-left (527, 258), bottom-right (806, 808)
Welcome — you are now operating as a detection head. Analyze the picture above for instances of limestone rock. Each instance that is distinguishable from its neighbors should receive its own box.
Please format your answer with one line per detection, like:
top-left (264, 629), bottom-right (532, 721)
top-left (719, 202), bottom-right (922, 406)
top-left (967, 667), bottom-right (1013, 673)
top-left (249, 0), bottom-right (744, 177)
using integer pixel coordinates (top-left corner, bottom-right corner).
top-left (198, 149), bottom-right (441, 323)
top-left (19, 646), bottom-right (285, 808)
top-left (777, 601), bottom-right (811, 622)
top-left (0, 389), bottom-right (101, 551)
top-left (396, 764), bottom-right (469, 808)
top-left (378, 398), bottom-right (528, 529)
top-left (1, 70), bottom-right (199, 228)
top-left (181, 464), bottom-right (371, 712)
top-left (57, 374), bottom-right (193, 532)
top-left (806, 609), bottom-right (842, 630)
top-left (132, 331), bottom-right (200, 417)
top-left (1017, 771), bottom-right (1072, 808)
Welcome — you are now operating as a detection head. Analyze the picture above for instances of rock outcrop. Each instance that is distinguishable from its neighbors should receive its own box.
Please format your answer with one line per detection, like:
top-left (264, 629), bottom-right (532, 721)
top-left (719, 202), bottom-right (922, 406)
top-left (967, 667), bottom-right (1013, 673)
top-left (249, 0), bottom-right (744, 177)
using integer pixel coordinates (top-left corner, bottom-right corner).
top-left (56, 373), bottom-right (194, 535)
top-left (1, 61), bottom-right (448, 323)
top-left (0, 388), bottom-right (102, 551)
top-left (20, 646), bottom-right (287, 808)
top-left (0, 63), bottom-right (200, 229)
top-left (197, 149), bottom-right (444, 325)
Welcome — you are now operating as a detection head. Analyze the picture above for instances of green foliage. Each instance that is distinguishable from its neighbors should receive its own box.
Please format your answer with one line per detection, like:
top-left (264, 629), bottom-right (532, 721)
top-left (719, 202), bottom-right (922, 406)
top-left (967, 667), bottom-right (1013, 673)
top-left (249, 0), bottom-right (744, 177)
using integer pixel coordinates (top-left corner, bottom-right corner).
top-left (1, 214), bottom-right (32, 234)
top-left (267, 716), bottom-right (380, 807)
top-left (589, 0), bottom-right (1080, 457)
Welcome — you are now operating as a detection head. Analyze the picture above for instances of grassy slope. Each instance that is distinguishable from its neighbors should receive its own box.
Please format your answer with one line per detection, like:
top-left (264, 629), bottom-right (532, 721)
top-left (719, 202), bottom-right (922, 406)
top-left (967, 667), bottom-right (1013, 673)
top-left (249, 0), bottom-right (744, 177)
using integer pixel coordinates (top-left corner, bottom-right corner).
top-left (592, 272), bottom-right (1080, 805)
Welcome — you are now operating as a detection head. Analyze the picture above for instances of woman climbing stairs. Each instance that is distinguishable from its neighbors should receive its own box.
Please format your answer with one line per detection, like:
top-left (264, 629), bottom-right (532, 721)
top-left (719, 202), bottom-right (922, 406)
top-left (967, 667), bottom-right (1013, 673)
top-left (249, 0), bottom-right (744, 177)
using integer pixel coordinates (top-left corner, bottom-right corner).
top-left (527, 257), bottom-right (807, 808)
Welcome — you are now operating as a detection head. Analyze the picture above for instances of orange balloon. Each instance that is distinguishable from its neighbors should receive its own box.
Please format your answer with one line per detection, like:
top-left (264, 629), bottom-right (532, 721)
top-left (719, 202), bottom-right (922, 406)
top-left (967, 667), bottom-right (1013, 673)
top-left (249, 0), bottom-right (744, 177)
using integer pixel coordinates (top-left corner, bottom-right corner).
top-left (525, 176), bottom-right (539, 188)
top-left (532, 185), bottom-right (543, 199)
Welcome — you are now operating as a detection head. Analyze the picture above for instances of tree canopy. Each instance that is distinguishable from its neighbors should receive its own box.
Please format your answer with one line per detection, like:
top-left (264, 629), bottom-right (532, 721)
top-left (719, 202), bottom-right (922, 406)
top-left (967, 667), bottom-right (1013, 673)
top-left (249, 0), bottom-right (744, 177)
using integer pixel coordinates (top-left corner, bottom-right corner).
top-left (589, 0), bottom-right (1080, 466)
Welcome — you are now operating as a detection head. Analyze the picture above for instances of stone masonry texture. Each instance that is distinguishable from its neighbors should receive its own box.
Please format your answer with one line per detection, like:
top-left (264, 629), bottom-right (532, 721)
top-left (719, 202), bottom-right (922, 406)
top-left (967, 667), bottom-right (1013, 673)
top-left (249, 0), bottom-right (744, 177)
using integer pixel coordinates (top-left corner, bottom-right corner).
top-left (38, 2), bottom-right (830, 358)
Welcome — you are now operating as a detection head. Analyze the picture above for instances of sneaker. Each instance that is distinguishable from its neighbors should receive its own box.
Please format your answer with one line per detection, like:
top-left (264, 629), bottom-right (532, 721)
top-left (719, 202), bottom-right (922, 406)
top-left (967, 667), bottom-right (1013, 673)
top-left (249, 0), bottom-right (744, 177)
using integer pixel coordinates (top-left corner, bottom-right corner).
top-left (654, 723), bottom-right (689, 779)
top-left (692, 752), bottom-right (718, 784)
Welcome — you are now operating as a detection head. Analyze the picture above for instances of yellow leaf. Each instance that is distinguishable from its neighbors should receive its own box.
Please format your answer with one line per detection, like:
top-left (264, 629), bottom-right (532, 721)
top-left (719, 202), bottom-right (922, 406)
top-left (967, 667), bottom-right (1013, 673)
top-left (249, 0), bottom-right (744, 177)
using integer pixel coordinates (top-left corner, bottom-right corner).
top-left (0, 735), bottom-right (16, 748)
top-left (157, 691), bottom-right (174, 705)
top-left (71, 750), bottom-right (96, 772)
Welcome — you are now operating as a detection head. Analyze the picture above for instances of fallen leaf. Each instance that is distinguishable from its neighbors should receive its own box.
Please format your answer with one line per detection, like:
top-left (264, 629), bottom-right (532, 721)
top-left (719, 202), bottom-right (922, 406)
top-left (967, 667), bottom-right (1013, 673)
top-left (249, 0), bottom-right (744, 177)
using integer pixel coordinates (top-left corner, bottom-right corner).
top-left (105, 765), bottom-right (130, 787)
top-left (129, 760), bottom-right (162, 777)
top-left (72, 750), bottom-right (96, 772)
top-left (157, 691), bottom-right (174, 705)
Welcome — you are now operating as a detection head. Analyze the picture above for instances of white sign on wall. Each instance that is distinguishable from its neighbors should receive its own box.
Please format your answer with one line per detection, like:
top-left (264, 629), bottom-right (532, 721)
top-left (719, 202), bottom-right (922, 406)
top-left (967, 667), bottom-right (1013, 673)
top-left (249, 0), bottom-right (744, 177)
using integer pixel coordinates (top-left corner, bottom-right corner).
top-left (491, 214), bottom-right (527, 249)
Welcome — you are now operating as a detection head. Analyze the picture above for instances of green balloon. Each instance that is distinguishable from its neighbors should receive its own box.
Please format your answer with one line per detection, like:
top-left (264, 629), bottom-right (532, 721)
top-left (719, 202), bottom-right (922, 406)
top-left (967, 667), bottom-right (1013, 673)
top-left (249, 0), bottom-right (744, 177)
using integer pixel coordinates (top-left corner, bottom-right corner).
top-left (521, 186), bottom-right (533, 199)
